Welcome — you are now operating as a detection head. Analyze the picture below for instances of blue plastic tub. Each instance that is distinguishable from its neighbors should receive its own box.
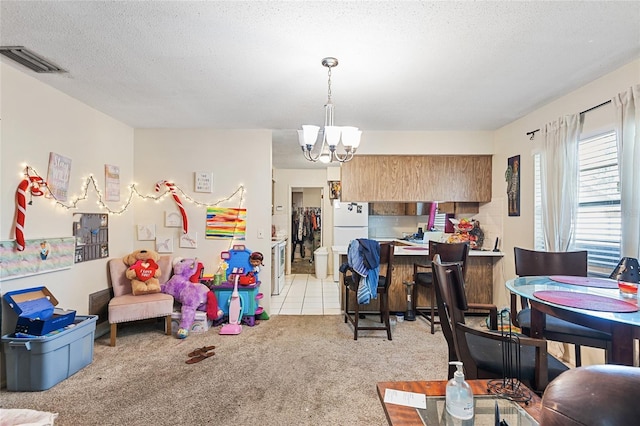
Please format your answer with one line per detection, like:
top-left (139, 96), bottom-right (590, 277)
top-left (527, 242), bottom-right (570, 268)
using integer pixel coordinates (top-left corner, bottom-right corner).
top-left (2, 315), bottom-right (97, 391)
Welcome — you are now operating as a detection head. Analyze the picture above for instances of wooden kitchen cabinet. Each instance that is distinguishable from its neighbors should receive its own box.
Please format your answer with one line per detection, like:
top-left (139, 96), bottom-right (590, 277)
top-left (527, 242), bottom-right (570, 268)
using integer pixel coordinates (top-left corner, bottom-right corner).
top-left (369, 202), bottom-right (407, 215)
top-left (438, 202), bottom-right (479, 215)
top-left (340, 155), bottom-right (492, 202)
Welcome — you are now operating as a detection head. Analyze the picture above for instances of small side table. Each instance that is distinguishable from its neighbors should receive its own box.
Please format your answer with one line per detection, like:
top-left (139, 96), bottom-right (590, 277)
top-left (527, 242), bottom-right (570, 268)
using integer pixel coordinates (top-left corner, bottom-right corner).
top-left (403, 281), bottom-right (416, 321)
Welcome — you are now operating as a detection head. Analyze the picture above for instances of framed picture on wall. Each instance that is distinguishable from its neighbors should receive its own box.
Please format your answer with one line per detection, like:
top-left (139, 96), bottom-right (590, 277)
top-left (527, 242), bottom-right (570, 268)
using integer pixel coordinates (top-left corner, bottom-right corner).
top-left (506, 155), bottom-right (521, 216)
top-left (329, 181), bottom-right (341, 200)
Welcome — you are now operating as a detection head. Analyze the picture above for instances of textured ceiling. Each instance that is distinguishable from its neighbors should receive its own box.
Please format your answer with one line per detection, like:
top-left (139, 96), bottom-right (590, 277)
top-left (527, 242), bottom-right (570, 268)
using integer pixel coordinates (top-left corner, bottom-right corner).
top-left (1, 1), bottom-right (639, 169)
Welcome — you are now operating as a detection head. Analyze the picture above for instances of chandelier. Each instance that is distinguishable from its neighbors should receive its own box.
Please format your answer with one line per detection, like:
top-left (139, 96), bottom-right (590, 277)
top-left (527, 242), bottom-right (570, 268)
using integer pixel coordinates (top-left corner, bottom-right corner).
top-left (298, 57), bottom-right (361, 163)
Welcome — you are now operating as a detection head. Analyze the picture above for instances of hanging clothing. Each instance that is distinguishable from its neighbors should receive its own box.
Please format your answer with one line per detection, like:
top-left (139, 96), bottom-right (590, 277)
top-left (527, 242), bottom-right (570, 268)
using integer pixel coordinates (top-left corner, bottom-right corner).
top-left (347, 238), bottom-right (381, 305)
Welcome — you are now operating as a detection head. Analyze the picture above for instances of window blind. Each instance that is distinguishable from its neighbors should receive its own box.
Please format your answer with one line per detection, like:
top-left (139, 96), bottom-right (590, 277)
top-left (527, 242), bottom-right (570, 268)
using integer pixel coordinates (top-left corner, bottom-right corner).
top-left (575, 131), bottom-right (621, 276)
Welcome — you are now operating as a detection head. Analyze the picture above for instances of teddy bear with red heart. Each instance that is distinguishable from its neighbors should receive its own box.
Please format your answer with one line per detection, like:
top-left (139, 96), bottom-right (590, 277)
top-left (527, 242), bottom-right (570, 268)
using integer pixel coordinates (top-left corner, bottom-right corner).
top-left (123, 249), bottom-right (162, 295)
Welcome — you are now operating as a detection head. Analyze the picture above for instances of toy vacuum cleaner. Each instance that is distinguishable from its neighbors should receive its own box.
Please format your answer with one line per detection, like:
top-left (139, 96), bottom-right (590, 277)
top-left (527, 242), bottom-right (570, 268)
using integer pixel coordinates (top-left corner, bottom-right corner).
top-left (219, 274), bottom-right (243, 335)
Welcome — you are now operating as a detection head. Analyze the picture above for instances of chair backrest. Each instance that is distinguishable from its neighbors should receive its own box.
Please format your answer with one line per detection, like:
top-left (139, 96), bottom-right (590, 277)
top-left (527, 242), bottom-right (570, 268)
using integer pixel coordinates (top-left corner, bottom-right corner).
top-left (379, 241), bottom-right (395, 289)
top-left (108, 255), bottom-right (173, 297)
top-left (514, 247), bottom-right (587, 277)
top-left (431, 254), bottom-right (474, 378)
top-left (429, 240), bottom-right (470, 280)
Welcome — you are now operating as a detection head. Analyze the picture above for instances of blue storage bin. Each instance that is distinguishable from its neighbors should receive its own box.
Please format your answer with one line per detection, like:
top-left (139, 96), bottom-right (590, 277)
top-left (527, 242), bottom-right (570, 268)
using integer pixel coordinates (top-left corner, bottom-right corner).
top-left (2, 315), bottom-right (97, 391)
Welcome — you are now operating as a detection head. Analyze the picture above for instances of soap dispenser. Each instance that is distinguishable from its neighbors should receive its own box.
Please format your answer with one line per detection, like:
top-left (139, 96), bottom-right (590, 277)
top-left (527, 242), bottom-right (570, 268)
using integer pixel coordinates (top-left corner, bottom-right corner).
top-left (445, 361), bottom-right (474, 420)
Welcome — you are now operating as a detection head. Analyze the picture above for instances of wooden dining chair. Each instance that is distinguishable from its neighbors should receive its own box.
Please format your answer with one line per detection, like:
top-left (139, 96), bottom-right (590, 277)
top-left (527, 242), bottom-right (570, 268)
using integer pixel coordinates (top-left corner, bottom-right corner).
top-left (511, 247), bottom-right (612, 366)
top-left (343, 240), bottom-right (394, 340)
top-left (413, 241), bottom-right (497, 334)
top-left (432, 255), bottom-right (569, 393)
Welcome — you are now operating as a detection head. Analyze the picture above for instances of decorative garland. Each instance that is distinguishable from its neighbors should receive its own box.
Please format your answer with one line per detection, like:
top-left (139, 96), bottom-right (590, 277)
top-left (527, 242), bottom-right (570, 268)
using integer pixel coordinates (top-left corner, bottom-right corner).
top-left (13, 165), bottom-right (245, 251)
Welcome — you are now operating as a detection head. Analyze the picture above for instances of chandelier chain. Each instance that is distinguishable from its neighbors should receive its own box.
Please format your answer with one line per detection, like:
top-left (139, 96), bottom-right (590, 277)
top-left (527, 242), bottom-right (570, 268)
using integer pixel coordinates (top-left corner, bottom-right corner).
top-left (327, 66), bottom-right (332, 102)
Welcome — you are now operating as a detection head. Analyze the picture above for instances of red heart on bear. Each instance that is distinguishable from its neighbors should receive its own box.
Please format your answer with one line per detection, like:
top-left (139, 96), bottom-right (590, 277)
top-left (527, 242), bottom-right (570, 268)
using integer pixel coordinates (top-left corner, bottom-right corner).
top-left (130, 259), bottom-right (159, 281)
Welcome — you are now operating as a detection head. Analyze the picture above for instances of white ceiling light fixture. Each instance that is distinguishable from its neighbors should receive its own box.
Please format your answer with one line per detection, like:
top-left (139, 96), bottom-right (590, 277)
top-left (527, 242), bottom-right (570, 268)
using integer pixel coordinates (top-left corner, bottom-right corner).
top-left (298, 57), bottom-right (361, 163)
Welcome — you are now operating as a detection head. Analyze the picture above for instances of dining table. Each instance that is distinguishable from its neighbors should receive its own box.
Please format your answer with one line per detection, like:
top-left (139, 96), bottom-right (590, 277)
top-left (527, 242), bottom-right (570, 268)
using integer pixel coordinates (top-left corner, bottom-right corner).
top-left (506, 275), bottom-right (640, 366)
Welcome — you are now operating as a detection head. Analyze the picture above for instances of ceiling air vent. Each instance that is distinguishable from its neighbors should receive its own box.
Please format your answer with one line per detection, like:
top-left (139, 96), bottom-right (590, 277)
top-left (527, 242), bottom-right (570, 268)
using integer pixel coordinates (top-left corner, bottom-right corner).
top-left (0, 46), bottom-right (66, 73)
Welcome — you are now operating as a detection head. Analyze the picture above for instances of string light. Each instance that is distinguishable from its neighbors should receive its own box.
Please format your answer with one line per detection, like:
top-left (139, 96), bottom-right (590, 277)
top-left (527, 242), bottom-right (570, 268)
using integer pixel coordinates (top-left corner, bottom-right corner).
top-left (20, 165), bottom-right (246, 215)
top-left (18, 165), bottom-right (248, 274)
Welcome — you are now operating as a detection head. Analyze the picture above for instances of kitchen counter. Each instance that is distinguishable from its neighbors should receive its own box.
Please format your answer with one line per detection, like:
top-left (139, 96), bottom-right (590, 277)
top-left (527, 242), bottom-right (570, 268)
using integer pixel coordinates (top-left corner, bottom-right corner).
top-left (333, 239), bottom-right (503, 312)
top-left (331, 239), bottom-right (504, 257)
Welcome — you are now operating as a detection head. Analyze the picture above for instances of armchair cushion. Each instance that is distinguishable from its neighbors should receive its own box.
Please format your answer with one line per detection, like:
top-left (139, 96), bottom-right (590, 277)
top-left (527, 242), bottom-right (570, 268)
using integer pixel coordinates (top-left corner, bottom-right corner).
top-left (540, 365), bottom-right (640, 425)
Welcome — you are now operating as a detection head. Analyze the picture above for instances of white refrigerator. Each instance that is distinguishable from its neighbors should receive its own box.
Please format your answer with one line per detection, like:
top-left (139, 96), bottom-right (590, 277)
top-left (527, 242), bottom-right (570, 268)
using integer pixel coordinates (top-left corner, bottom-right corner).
top-left (332, 202), bottom-right (369, 281)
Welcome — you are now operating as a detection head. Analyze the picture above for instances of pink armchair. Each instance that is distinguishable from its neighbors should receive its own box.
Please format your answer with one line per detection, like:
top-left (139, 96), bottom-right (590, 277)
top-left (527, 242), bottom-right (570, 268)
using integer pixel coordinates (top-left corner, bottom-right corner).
top-left (107, 255), bottom-right (174, 346)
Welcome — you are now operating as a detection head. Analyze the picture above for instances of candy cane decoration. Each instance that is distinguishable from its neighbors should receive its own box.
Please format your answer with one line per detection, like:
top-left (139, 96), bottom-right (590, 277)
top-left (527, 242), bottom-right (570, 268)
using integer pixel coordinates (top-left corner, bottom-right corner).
top-left (156, 180), bottom-right (188, 233)
top-left (15, 178), bottom-right (29, 251)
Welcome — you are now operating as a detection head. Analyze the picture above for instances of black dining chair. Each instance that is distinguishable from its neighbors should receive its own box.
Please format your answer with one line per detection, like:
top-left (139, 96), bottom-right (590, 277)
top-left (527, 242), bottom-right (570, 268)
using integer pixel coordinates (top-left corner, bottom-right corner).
top-left (433, 255), bottom-right (569, 393)
top-left (413, 241), bottom-right (497, 334)
top-left (342, 240), bottom-right (395, 340)
top-left (510, 247), bottom-right (612, 366)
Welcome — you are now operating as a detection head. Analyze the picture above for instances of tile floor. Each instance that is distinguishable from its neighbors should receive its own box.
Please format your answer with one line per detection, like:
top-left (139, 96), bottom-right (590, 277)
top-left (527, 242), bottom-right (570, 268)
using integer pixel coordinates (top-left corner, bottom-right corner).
top-left (271, 274), bottom-right (342, 315)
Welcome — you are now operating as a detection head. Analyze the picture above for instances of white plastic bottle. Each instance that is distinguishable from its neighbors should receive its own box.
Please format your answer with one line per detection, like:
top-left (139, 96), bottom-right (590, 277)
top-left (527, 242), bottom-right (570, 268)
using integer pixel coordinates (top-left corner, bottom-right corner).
top-left (445, 361), bottom-right (474, 420)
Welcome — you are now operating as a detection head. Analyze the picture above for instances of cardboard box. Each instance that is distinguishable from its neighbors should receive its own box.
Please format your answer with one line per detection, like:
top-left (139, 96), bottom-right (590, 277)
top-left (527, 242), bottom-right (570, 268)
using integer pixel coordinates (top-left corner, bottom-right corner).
top-left (2, 315), bottom-right (97, 391)
top-left (171, 310), bottom-right (212, 334)
top-left (3, 287), bottom-right (76, 336)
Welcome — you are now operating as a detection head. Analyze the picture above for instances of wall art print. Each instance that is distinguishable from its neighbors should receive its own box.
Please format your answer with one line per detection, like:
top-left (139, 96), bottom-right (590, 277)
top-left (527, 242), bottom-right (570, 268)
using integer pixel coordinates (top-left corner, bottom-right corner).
top-left (206, 207), bottom-right (246, 239)
top-left (0, 237), bottom-right (75, 281)
top-left (104, 164), bottom-right (120, 202)
top-left (505, 155), bottom-right (521, 217)
top-left (46, 152), bottom-right (72, 201)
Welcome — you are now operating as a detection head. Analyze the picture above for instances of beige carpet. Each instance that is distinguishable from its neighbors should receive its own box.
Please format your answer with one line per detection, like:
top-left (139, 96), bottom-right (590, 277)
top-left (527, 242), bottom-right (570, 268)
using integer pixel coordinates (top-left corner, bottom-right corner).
top-left (1, 315), bottom-right (449, 426)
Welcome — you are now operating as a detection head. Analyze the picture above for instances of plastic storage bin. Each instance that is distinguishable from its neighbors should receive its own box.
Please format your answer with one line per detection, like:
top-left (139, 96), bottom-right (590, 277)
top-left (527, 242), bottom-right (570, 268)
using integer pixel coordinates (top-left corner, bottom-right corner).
top-left (314, 247), bottom-right (329, 279)
top-left (2, 315), bottom-right (97, 391)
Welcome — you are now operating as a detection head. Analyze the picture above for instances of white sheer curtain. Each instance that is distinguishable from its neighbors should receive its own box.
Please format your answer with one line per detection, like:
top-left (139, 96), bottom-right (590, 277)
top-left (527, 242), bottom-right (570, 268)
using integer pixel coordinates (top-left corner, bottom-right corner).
top-left (540, 114), bottom-right (581, 252)
top-left (613, 84), bottom-right (640, 259)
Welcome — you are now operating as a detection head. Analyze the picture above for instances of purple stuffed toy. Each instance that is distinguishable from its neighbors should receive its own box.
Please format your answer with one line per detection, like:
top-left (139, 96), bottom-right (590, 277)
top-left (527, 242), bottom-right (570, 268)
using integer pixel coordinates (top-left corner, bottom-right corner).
top-left (161, 258), bottom-right (221, 339)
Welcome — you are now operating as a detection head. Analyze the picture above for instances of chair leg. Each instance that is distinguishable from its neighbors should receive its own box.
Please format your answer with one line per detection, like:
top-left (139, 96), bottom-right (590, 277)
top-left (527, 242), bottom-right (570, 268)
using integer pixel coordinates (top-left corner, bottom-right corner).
top-left (354, 298), bottom-right (359, 340)
top-left (344, 284), bottom-right (349, 324)
top-left (165, 315), bottom-right (172, 335)
top-left (383, 293), bottom-right (392, 340)
top-left (110, 323), bottom-right (117, 347)
top-left (429, 284), bottom-right (436, 334)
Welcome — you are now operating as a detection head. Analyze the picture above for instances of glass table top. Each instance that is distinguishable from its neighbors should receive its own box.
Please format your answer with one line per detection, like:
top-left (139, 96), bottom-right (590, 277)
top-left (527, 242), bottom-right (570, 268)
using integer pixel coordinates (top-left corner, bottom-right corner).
top-left (417, 395), bottom-right (538, 426)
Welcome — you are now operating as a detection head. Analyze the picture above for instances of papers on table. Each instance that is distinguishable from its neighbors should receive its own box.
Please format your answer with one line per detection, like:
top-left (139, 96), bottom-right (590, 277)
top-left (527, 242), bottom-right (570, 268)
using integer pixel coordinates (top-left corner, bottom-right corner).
top-left (383, 389), bottom-right (427, 409)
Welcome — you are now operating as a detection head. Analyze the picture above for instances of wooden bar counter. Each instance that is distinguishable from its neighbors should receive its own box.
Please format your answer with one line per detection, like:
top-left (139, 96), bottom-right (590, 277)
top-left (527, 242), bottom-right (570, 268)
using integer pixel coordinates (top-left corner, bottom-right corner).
top-left (336, 241), bottom-right (503, 313)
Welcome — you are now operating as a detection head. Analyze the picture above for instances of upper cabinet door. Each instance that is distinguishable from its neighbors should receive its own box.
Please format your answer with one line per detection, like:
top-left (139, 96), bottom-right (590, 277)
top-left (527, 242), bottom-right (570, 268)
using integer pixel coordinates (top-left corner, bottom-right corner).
top-left (341, 155), bottom-right (492, 202)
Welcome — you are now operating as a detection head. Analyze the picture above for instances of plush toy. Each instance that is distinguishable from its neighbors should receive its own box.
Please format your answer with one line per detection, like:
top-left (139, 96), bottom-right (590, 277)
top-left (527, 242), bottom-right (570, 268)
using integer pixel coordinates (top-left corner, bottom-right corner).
top-left (161, 258), bottom-right (222, 339)
top-left (123, 249), bottom-right (162, 295)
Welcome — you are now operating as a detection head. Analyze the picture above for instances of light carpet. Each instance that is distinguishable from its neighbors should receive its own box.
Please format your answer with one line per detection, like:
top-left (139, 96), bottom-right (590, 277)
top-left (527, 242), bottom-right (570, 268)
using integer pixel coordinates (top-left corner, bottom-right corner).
top-left (1, 315), bottom-right (449, 426)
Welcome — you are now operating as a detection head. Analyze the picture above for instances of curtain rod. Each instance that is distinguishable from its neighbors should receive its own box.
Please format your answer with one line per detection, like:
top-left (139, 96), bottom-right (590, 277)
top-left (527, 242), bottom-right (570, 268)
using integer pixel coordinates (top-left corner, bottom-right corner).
top-left (525, 99), bottom-right (613, 140)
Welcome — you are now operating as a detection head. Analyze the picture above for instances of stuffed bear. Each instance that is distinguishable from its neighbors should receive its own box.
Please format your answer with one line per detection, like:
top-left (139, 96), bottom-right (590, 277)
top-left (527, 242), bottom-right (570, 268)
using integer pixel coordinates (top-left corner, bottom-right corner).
top-left (161, 258), bottom-right (222, 339)
top-left (123, 249), bottom-right (162, 295)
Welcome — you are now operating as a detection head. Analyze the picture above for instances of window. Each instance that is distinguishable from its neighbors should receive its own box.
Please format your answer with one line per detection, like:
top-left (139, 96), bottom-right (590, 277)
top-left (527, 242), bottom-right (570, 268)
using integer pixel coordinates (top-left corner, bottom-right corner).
top-left (535, 131), bottom-right (621, 276)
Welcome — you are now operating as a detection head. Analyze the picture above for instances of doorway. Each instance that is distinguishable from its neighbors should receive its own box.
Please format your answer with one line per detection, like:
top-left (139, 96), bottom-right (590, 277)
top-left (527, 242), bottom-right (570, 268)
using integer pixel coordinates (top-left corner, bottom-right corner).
top-left (291, 187), bottom-right (322, 274)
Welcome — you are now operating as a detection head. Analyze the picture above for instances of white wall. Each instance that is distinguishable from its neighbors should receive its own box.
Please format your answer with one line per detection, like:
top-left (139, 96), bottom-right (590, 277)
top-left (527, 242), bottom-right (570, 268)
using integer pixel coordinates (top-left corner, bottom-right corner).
top-left (1, 64), bottom-right (274, 334)
top-left (492, 58), bottom-right (640, 308)
top-left (133, 129), bottom-right (273, 313)
top-left (0, 63), bottom-right (135, 332)
top-left (492, 59), bottom-right (640, 365)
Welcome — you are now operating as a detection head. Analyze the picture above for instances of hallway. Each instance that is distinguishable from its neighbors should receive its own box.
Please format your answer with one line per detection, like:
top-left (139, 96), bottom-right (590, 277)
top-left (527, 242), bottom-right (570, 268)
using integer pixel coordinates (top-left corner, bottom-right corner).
top-left (271, 274), bottom-right (341, 315)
